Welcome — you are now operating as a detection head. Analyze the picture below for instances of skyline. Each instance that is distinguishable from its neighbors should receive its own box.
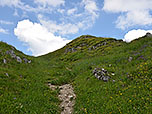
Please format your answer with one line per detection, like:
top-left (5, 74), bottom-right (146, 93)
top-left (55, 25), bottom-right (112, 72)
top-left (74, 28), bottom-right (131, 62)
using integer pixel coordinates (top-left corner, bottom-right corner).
top-left (0, 0), bottom-right (152, 56)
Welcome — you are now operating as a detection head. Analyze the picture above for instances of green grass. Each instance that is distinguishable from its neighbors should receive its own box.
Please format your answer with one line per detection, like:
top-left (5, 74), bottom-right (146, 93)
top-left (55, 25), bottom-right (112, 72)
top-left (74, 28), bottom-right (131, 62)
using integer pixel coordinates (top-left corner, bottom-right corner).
top-left (0, 35), bottom-right (152, 113)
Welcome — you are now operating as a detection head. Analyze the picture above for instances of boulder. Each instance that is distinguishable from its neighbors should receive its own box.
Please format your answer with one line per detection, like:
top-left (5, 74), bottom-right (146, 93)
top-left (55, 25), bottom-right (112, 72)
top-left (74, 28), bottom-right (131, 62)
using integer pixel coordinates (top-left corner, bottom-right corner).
top-left (5, 50), bottom-right (16, 58)
top-left (3, 58), bottom-right (7, 64)
top-left (28, 60), bottom-right (31, 63)
top-left (16, 56), bottom-right (22, 63)
top-left (93, 68), bottom-right (111, 82)
top-left (145, 32), bottom-right (152, 37)
top-left (23, 58), bottom-right (28, 63)
top-left (128, 57), bottom-right (133, 62)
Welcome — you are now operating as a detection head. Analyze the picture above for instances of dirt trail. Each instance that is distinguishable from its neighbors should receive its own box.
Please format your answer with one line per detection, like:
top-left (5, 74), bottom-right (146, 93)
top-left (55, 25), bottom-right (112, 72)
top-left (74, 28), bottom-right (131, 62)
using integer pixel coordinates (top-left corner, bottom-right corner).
top-left (48, 84), bottom-right (76, 114)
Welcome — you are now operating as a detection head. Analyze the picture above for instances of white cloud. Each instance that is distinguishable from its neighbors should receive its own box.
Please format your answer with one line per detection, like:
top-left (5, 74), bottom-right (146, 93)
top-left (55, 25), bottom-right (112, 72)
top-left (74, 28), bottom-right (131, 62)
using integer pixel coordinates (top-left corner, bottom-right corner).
top-left (0, 27), bottom-right (8, 34)
top-left (0, 0), bottom-right (20, 7)
top-left (103, 0), bottom-right (152, 29)
top-left (0, 20), bottom-right (13, 25)
top-left (67, 8), bottom-right (77, 15)
top-left (0, 0), bottom-right (52, 14)
top-left (123, 29), bottom-right (152, 42)
top-left (38, 15), bottom-right (81, 35)
top-left (14, 20), bottom-right (71, 56)
top-left (82, 0), bottom-right (99, 18)
top-left (34, 0), bottom-right (65, 7)
top-left (37, 0), bottom-right (99, 36)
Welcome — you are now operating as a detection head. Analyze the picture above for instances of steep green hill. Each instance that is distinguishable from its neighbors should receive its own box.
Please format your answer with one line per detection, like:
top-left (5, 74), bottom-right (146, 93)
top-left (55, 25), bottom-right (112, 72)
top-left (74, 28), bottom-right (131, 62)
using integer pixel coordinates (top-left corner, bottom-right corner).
top-left (0, 35), bottom-right (152, 114)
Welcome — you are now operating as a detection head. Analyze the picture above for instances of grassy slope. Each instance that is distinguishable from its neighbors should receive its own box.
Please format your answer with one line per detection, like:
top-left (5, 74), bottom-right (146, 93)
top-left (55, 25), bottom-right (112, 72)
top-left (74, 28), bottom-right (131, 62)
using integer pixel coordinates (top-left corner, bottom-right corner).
top-left (0, 42), bottom-right (60, 113)
top-left (0, 35), bottom-right (152, 113)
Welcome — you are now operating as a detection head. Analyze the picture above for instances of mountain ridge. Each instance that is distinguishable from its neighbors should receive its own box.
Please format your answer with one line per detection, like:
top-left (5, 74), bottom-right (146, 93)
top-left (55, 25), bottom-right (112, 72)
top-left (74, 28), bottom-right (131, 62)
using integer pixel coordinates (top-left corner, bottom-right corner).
top-left (0, 35), bottom-right (152, 113)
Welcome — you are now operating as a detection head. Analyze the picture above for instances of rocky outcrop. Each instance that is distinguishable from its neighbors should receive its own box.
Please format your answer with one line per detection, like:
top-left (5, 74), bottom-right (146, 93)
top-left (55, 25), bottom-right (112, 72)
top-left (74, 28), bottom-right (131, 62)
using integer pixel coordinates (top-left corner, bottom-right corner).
top-left (65, 48), bottom-right (77, 53)
top-left (5, 50), bottom-right (31, 64)
top-left (93, 68), bottom-right (112, 82)
top-left (88, 42), bottom-right (107, 51)
top-left (145, 32), bottom-right (152, 37)
top-left (65, 43), bottom-right (88, 53)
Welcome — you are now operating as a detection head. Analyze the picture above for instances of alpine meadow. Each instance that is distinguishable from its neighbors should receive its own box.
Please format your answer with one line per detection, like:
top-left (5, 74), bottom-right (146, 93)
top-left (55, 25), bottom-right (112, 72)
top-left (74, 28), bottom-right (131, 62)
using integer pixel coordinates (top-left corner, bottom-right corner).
top-left (0, 34), bottom-right (152, 113)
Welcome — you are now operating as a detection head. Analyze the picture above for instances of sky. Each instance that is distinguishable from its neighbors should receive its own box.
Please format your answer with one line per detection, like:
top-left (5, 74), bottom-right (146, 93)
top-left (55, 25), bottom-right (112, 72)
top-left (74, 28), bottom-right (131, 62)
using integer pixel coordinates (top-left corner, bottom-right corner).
top-left (0, 0), bottom-right (152, 56)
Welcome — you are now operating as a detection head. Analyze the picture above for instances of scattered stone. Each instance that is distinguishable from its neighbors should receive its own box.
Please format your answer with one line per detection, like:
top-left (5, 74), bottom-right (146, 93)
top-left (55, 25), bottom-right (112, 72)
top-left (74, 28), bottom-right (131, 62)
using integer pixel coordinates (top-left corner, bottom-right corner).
top-left (3, 58), bottom-right (7, 64)
top-left (11, 46), bottom-right (15, 50)
top-left (23, 58), bottom-right (31, 64)
top-left (128, 57), bottom-right (133, 62)
top-left (16, 56), bottom-right (22, 63)
top-left (113, 80), bottom-right (116, 82)
top-left (5, 73), bottom-right (9, 77)
top-left (5, 50), bottom-right (27, 63)
top-left (88, 42), bottom-right (107, 51)
top-left (49, 84), bottom-right (76, 114)
top-left (28, 60), bottom-right (31, 64)
top-left (145, 32), bottom-right (152, 37)
top-left (65, 48), bottom-right (77, 53)
top-left (5, 50), bottom-right (17, 59)
top-left (5, 50), bottom-right (14, 55)
top-left (93, 68), bottom-right (111, 82)
top-left (23, 58), bottom-right (28, 63)
top-left (109, 64), bottom-right (112, 67)
top-left (48, 83), bottom-right (58, 91)
top-left (111, 73), bottom-right (115, 76)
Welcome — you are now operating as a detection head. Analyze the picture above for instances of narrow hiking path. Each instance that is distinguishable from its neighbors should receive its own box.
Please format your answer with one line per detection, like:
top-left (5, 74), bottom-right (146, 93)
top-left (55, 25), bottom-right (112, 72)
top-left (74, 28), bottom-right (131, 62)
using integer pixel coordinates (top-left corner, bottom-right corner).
top-left (48, 84), bottom-right (76, 114)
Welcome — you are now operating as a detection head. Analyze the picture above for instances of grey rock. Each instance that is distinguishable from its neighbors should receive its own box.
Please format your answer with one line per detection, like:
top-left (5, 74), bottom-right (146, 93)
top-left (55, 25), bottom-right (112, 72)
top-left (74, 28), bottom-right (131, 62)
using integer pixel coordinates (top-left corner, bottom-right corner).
top-left (65, 48), bottom-right (77, 53)
top-left (6, 50), bottom-right (14, 55)
top-left (88, 42), bottom-right (107, 51)
top-left (23, 58), bottom-right (28, 63)
top-left (11, 54), bottom-right (17, 58)
top-left (5, 73), bottom-right (9, 77)
top-left (145, 32), bottom-right (152, 37)
top-left (71, 48), bottom-right (77, 52)
top-left (113, 80), bottom-right (116, 82)
top-left (16, 56), bottom-right (22, 63)
top-left (128, 57), bottom-right (133, 62)
top-left (102, 76), bottom-right (110, 82)
top-left (28, 60), bottom-right (31, 63)
top-left (5, 50), bottom-right (17, 58)
top-left (93, 68), bottom-right (111, 82)
top-left (3, 58), bottom-right (7, 64)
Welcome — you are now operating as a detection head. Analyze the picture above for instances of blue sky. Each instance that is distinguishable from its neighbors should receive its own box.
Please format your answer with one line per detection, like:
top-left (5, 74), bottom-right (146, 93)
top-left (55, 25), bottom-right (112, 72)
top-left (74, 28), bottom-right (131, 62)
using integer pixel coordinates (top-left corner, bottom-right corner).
top-left (0, 0), bottom-right (152, 56)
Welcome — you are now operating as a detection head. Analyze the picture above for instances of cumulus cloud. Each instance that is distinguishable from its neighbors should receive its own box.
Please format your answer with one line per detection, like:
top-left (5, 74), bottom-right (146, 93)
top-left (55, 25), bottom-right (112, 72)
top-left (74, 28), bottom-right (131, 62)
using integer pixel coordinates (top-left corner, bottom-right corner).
top-left (123, 29), bottom-right (152, 42)
top-left (14, 20), bottom-right (71, 56)
top-left (0, 27), bottom-right (8, 34)
top-left (103, 0), bottom-right (152, 29)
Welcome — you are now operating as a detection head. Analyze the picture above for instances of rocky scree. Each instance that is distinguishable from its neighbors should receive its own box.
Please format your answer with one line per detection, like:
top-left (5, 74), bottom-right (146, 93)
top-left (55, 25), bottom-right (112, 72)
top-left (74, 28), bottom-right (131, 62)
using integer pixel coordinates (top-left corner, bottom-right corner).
top-left (93, 68), bottom-right (114, 82)
top-left (5, 50), bottom-right (31, 64)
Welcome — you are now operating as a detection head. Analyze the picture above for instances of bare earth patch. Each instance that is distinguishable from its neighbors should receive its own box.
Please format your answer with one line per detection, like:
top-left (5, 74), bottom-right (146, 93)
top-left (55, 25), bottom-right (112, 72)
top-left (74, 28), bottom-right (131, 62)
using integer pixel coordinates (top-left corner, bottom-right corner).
top-left (48, 84), bottom-right (76, 114)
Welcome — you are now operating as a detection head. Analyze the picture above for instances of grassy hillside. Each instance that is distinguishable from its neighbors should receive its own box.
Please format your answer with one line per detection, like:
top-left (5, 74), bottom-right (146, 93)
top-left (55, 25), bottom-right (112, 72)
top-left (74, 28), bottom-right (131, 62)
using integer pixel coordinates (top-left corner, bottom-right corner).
top-left (0, 42), bottom-right (60, 113)
top-left (0, 35), bottom-right (152, 113)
